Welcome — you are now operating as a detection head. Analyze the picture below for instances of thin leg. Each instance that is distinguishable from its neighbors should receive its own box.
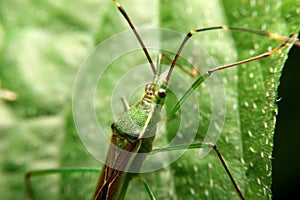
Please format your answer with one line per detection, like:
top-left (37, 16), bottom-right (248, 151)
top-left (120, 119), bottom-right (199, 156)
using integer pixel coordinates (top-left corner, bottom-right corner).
top-left (138, 176), bottom-right (157, 200)
top-left (121, 96), bottom-right (130, 111)
top-left (165, 27), bottom-right (299, 82)
top-left (167, 33), bottom-right (297, 120)
top-left (206, 37), bottom-right (295, 75)
top-left (151, 143), bottom-right (245, 200)
top-left (25, 168), bottom-right (100, 200)
top-left (157, 53), bottom-right (198, 78)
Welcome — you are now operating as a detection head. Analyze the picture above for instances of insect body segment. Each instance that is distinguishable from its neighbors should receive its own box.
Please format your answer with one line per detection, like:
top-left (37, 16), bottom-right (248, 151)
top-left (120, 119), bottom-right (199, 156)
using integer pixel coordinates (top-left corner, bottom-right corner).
top-left (94, 76), bottom-right (168, 199)
top-left (115, 76), bottom-right (167, 137)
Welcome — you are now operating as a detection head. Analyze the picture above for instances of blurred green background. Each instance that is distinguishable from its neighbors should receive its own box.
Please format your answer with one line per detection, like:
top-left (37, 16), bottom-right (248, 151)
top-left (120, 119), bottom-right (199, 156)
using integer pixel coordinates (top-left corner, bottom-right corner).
top-left (0, 0), bottom-right (299, 199)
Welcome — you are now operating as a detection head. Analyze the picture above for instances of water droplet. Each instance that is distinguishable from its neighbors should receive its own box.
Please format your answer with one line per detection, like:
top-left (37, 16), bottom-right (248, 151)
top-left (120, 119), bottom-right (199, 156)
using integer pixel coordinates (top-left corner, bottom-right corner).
top-left (210, 178), bottom-right (214, 187)
top-left (189, 187), bottom-right (195, 195)
top-left (204, 189), bottom-right (209, 197)
top-left (257, 178), bottom-right (261, 185)
top-left (248, 130), bottom-right (253, 137)
top-left (249, 146), bottom-right (255, 153)
top-left (252, 102), bottom-right (257, 109)
top-left (240, 158), bottom-right (245, 164)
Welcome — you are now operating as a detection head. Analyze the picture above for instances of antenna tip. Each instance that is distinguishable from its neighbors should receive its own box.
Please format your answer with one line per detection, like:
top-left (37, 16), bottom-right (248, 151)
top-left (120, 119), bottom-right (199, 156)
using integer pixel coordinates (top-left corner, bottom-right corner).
top-left (113, 0), bottom-right (121, 7)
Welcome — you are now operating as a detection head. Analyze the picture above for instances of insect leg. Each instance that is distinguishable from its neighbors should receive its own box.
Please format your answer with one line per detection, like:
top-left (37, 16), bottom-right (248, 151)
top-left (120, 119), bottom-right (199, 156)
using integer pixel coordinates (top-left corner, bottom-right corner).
top-left (165, 25), bottom-right (299, 83)
top-left (121, 96), bottom-right (130, 111)
top-left (206, 34), bottom-right (297, 75)
top-left (25, 168), bottom-right (100, 200)
top-left (167, 33), bottom-right (297, 120)
top-left (152, 143), bottom-right (245, 200)
top-left (157, 53), bottom-right (198, 78)
top-left (138, 176), bottom-right (157, 200)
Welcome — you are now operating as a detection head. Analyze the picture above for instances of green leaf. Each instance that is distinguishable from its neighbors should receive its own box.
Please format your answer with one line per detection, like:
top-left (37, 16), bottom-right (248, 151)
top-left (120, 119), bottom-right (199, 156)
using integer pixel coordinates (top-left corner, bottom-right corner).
top-left (0, 0), bottom-right (298, 199)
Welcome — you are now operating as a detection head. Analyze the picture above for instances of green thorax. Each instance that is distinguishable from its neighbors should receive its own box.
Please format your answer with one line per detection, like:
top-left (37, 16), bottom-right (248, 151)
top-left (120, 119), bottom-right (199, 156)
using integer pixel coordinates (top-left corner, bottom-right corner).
top-left (114, 82), bottom-right (166, 140)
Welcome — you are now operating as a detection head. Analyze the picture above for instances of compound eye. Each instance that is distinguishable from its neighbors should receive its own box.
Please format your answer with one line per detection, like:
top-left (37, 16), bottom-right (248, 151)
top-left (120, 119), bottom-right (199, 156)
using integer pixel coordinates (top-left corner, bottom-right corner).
top-left (157, 89), bottom-right (166, 98)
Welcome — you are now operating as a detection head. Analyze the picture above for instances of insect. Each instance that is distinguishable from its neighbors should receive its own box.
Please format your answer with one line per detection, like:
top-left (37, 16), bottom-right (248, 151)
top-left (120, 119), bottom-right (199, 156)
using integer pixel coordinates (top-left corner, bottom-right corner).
top-left (25, 0), bottom-right (300, 199)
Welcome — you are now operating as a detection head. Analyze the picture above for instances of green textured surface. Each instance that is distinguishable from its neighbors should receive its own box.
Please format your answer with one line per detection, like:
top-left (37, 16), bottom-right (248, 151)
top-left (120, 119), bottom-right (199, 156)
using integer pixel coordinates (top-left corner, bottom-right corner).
top-left (0, 0), bottom-right (299, 199)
